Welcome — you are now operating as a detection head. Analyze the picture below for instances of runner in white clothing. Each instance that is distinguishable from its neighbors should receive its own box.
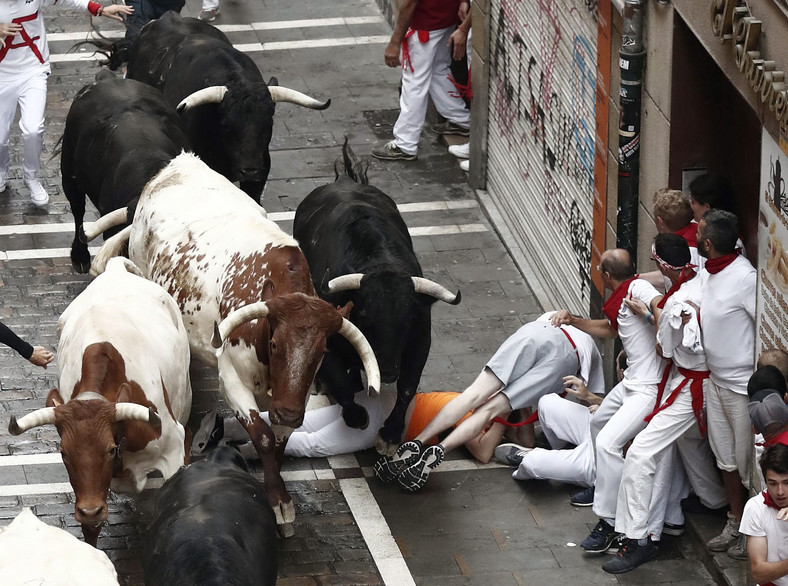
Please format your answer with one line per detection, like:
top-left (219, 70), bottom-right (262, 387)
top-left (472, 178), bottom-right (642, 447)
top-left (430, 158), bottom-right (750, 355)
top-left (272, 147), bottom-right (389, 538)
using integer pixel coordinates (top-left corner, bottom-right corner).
top-left (605, 234), bottom-right (728, 573)
top-left (740, 443), bottom-right (788, 586)
top-left (698, 210), bottom-right (757, 558)
top-left (0, 0), bottom-right (131, 205)
top-left (372, 0), bottom-right (471, 160)
top-left (552, 248), bottom-right (671, 556)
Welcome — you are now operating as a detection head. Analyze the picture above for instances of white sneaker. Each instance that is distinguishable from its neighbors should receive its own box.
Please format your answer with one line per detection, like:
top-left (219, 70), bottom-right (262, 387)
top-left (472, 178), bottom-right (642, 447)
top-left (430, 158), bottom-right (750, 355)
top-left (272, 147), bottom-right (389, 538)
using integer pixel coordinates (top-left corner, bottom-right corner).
top-left (448, 142), bottom-right (470, 159)
top-left (460, 159), bottom-right (469, 172)
top-left (26, 179), bottom-right (49, 207)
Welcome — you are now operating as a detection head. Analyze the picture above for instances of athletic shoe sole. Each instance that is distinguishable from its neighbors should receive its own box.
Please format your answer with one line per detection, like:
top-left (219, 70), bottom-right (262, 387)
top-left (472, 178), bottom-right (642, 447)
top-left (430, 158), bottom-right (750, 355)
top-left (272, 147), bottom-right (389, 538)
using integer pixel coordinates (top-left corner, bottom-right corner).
top-left (397, 445), bottom-right (444, 492)
top-left (374, 440), bottom-right (423, 484)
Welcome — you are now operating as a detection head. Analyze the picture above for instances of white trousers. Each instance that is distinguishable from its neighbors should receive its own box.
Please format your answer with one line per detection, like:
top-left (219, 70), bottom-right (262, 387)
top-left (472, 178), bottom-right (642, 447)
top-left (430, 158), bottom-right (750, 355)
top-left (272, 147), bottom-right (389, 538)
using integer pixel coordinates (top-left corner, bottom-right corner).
top-left (0, 70), bottom-right (47, 181)
top-left (201, 0), bottom-right (219, 11)
top-left (706, 381), bottom-right (752, 488)
top-left (268, 392), bottom-right (383, 457)
top-left (512, 393), bottom-right (595, 487)
top-left (393, 26), bottom-right (471, 155)
top-left (616, 376), bottom-right (726, 539)
top-left (590, 380), bottom-right (657, 521)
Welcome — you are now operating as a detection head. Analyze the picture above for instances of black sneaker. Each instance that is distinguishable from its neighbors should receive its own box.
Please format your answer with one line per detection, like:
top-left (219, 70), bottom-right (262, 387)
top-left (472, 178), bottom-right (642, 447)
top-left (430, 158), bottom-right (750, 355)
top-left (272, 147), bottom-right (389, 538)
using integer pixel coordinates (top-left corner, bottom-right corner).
top-left (570, 485), bottom-right (595, 507)
top-left (662, 522), bottom-right (685, 537)
top-left (602, 537), bottom-right (659, 574)
top-left (374, 440), bottom-right (423, 484)
top-left (371, 141), bottom-right (417, 161)
top-left (431, 121), bottom-right (470, 136)
top-left (493, 443), bottom-right (533, 467)
top-left (397, 443), bottom-right (445, 492)
top-left (580, 519), bottom-right (622, 553)
top-left (680, 493), bottom-right (729, 517)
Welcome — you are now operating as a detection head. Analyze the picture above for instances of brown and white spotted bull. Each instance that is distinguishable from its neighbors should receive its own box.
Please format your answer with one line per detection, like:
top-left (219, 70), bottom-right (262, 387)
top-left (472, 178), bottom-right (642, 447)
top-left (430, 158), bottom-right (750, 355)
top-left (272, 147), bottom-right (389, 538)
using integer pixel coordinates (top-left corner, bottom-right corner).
top-left (90, 153), bottom-right (380, 535)
top-left (9, 257), bottom-right (192, 546)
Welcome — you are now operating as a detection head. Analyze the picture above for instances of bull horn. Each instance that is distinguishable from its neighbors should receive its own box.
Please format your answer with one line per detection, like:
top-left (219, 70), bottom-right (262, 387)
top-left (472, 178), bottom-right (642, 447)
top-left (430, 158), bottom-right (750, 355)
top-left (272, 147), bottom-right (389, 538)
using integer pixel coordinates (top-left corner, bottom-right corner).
top-left (177, 86), bottom-right (229, 112)
top-left (268, 86), bottom-right (331, 110)
top-left (82, 207), bottom-right (128, 242)
top-left (412, 277), bottom-right (462, 305)
top-left (337, 318), bottom-right (380, 396)
top-left (114, 403), bottom-right (161, 428)
top-left (212, 302), bottom-right (270, 348)
top-left (9, 407), bottom-right (57, 435)
top-left (327, 273), bottom-right (364, 293)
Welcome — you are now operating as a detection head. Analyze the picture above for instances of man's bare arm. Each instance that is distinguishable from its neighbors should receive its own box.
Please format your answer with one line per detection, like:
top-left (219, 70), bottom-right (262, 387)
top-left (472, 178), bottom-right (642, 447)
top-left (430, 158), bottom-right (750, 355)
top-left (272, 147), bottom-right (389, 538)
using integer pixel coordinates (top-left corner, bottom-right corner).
top-left (385, 0), bottom-right (418, 67)
top-left (551, 310), bottom-right (618, 339)
top-left (748, 534), bottom-right (788, 584)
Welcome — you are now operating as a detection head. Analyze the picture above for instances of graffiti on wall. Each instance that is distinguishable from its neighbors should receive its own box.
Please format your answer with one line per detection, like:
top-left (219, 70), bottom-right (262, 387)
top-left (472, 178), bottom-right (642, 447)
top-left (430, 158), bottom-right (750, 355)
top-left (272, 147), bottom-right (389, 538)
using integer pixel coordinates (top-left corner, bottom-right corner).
top-left (491, 0), bottom-right (596, 301)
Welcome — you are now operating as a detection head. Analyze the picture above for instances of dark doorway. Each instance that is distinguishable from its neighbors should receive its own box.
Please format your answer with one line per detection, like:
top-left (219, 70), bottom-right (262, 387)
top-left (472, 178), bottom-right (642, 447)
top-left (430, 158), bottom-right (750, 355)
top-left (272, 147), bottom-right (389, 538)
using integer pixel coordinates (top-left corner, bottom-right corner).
top-left (669, 13), bottom-right (760, 261)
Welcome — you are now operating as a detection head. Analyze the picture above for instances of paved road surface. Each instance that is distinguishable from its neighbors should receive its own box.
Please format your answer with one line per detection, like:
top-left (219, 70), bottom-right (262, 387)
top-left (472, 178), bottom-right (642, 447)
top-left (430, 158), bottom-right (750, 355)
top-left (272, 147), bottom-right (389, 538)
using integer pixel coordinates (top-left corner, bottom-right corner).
top-left (0, 0), bottom-right (721, 583)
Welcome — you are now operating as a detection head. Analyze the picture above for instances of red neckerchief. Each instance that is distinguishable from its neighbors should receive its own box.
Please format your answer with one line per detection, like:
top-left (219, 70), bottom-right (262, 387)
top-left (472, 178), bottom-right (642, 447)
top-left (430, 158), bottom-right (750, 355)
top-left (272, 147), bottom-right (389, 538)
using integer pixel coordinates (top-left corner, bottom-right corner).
top-left (763, 490), bottom-right (782, 511)
top-left (704, 253), bottom-right (738, 274)
top-left (765, 429), bottom-right (788, 448)
top-left (656, 267), bottom-right (696, 309)
top-left (675, 222), bottom-right (698, 248)
top-left (602, 276), bottom-right (638, 330)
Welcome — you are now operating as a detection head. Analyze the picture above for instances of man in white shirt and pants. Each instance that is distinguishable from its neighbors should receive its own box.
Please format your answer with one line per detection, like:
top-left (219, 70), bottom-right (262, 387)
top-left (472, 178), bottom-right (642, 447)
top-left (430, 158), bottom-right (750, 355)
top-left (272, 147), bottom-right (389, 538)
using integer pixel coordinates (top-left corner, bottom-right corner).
top-left (698, 209), bottom-right (757, 559)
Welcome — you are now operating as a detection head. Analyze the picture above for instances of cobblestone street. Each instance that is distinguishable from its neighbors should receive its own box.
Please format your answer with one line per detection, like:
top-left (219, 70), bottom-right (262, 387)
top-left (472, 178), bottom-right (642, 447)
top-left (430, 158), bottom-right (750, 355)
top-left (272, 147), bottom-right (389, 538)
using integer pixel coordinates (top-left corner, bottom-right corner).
top-left (0, 0), bottom-right (733, 584)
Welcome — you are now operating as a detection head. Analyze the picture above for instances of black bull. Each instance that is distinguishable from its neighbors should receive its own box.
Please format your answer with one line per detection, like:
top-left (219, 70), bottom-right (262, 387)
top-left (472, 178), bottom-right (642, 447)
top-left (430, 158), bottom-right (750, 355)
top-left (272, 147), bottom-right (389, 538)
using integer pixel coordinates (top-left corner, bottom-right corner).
top-left (293, 143), bottom-right (461, 455)
top-left (142, 447), bottom-right (279, 586)
top-left (125, 11), bottom-right (330, 204)
top-left (60, 72), bottom-right (190, 274)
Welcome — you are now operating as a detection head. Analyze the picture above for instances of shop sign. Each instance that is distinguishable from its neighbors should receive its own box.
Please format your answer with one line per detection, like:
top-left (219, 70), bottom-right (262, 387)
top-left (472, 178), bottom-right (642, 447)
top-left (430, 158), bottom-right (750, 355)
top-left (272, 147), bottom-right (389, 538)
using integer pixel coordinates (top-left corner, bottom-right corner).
top-left (757, 129), bottom-right (788, 353)
top-left (711, 0), bottom-right (788, 128)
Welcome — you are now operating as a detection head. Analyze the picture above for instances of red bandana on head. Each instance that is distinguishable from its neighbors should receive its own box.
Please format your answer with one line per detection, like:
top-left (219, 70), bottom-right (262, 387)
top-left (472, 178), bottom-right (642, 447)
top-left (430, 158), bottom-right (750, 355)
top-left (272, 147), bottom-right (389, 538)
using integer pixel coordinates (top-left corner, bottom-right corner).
top-left (602, 276), bottom-right (638, 330)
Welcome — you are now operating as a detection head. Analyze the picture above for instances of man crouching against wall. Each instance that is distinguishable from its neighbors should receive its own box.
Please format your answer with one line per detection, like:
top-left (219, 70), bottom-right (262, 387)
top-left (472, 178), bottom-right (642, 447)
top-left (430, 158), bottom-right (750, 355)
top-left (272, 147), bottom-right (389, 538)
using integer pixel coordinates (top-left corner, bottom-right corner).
top-left (739, 442), bottom-right (788, 586)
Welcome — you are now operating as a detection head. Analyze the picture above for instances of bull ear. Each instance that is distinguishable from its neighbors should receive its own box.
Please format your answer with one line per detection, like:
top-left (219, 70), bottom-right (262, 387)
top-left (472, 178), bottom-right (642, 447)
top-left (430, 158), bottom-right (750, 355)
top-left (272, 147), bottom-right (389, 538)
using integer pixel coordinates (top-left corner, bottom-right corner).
top-left (337, 301), bottom-right (354, 319)
top-left (45, 389), bottom-right (64, 408)
top-left (262, 280), bottom-right (275, 301)
top-left (117, 382), bottom-right (132, 404)
top-left (268, 76), bottom-right (279, 87)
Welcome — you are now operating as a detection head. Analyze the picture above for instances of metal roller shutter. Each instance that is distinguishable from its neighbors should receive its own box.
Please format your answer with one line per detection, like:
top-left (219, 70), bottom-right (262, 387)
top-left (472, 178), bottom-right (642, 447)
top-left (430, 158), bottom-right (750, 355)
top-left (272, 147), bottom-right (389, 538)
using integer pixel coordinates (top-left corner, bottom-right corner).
top-left (487, 0), bottom-right (598, 314)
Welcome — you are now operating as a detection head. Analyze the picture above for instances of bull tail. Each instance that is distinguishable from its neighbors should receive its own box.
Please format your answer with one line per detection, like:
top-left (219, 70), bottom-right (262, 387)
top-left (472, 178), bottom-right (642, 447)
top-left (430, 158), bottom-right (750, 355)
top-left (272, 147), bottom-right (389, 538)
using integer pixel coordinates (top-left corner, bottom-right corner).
top-left (89, 225), bottom-right (132, 276)
top-left (69, 21), bottom-right (132, 71)
top-left (333, 137), bottom-right (369, 185)
top-left (47, 134), bottom-right (64, 168)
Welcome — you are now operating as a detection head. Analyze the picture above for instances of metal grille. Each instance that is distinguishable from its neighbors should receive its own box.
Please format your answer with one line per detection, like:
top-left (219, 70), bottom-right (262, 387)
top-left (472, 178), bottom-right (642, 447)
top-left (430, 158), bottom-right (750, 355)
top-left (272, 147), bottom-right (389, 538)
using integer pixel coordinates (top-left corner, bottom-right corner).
top-left (487, 0), bottom-right (598, 314)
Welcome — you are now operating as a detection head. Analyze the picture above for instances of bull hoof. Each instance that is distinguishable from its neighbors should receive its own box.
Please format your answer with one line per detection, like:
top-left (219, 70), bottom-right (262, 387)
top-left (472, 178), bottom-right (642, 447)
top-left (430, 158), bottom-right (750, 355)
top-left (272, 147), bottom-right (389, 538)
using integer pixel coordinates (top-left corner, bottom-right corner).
top-left (273, 499), bottom-right (296, 527)
top-left (375, 433), bottom-right (398, 457)
top-left (71, 249), bottom-right (91, 274)
top-left (278, 522), bottom-right (295, 538)
top-left (72, 259), bottom-right (91, 274)
top-left (341, 403), bottom-right (369, 430)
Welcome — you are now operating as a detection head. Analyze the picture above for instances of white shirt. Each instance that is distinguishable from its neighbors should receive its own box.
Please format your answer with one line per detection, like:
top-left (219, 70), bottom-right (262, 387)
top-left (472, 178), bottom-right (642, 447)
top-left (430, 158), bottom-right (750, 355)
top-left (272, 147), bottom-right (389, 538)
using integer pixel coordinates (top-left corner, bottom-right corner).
top-left (0, 0), bottom-right (91, 82)
top-left (657, 271), bottom-right (707, 372)
top-left (617, 279), bottom-right (664, 386)
top-left (740, 493), bottom-right (788, 586)
top-left (700, 255), bottom-right (757, 394)
top-left (537, 312), bottom-right (605, 395)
